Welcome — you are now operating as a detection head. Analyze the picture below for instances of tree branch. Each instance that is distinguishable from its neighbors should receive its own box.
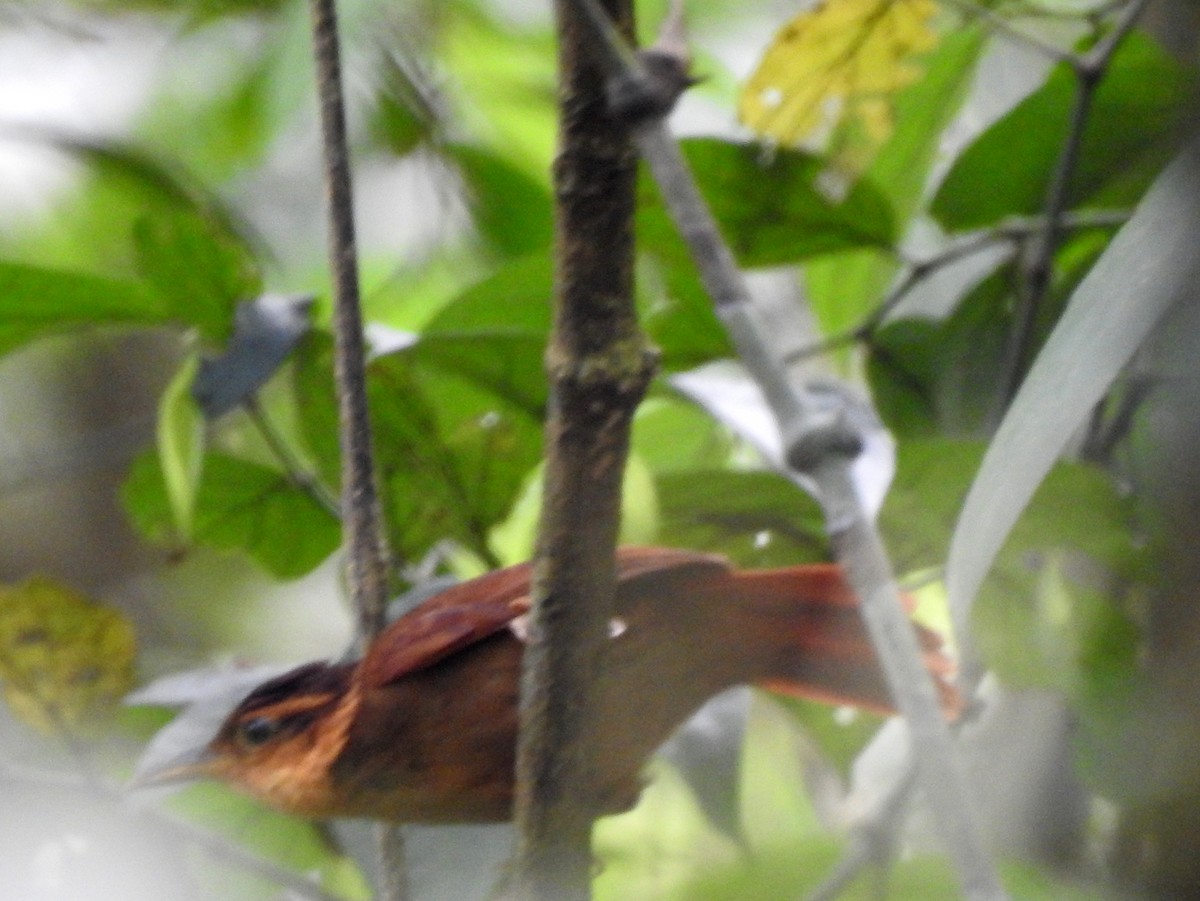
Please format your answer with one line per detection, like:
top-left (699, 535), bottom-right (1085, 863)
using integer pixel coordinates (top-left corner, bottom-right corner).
top-left (506, 1), bottom-right (652, 899)
top-left (307, 1), bottom-right (407, 898)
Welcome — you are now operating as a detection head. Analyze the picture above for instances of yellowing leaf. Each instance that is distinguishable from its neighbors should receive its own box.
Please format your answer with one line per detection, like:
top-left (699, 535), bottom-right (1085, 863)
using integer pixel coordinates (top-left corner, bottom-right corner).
top-left (0, 577), bottom-right (137, 733)
top-left (739, 0), bottom-right (940, 157)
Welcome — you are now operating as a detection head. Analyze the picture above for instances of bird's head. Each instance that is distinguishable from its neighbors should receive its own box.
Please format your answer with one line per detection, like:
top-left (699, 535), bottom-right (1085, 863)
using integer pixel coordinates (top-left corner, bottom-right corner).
top-left (131, 662), bottom-right (360, 817)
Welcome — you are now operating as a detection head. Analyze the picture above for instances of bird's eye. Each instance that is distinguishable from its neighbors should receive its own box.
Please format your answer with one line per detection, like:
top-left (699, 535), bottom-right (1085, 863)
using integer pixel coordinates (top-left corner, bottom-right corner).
top-left (237, 716), bottom-right (282, 748)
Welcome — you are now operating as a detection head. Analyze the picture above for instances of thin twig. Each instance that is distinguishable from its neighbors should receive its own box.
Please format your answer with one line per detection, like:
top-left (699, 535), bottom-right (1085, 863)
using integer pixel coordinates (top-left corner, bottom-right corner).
top-left (244, 395), bottom-right (341, 518)
top-left (1002, 0), bottom-right (1149, 409)
top-left (307, 1), bottom-right (407, 899)
top-left (785, 330), bottom-right (862, 366)
top-left (805, 757), bottom-right (917, 901)
top-left (940, 0), bottom-right (1074, 63)
top-left (882, 213), bottom-right (1129, 328)
top-left (636, 127), bottom-right (814, 431)
top-left (784, 210), bottom-right (1129, 365)
top-left (1077, 0), bottom-right (1151, 74)
top-left (864, 230), bottom-right (1022, 333)
top-left (566, 1), bottom-right (1007, 898)
top-left (308, 0), bottom-right (392, 643)
top-left (1004, 92), bottom-right (1095, 408)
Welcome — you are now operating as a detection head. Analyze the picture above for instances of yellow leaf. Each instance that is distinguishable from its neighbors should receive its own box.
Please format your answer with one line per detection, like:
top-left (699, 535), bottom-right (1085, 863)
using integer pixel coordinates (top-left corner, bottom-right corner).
top-left (0, 577), bottom-right (137, 733)
top-left (739, 0), bottom-right (940, 157)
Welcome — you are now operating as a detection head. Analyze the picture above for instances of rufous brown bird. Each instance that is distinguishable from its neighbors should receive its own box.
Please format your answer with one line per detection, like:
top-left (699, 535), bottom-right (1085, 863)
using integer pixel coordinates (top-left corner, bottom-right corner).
top-left (136, 547), bottom-right (955, 822)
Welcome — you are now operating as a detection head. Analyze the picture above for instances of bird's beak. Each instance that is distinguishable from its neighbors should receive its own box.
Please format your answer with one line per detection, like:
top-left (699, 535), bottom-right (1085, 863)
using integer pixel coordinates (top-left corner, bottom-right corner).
top-left (126, 741), bottom-right (220, 790)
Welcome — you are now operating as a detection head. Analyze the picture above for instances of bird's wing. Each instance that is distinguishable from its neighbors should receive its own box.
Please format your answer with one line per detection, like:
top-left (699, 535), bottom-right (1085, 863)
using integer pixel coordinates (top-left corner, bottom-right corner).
top-left (360, 548), bottom-right (731, 687)
top-left (360, 561), bottom-right (536, 688)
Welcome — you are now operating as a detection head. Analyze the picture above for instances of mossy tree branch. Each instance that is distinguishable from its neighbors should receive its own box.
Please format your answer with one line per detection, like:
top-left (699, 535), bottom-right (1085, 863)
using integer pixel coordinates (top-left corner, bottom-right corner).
top-left (506, 1), bottom-right (654, 899)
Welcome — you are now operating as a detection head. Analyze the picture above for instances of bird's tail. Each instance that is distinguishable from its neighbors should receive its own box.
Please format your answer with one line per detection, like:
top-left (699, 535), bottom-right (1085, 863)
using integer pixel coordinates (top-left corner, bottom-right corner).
top-left (723, 564), bottom-right (959, 716)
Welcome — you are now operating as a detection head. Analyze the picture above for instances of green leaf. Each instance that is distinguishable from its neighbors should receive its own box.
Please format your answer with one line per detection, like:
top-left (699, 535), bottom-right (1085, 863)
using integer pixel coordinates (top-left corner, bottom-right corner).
top-left (6, 136), bottom-right (253, 282)
top-left (370, 88), bottom-right (429, 158)
top-left (169, 785), bottom-right (369, 901)
top-left (883, 438), bottom-right (1140, 572)
top-left (414, 253), bottom-right (552, 416)
top-left (973, 552), bottom-right (1139, 698)
top-left (976, 462), bottom-right (1142, 699)
top-left (595, 761), bottom-right (744, 901)
top-left (656, 470), bottom-right (828, 568)
top-left (805, 27), bottom-right (986, 340)
top-left (639, 125), bottom-right (896, 365)
top-left (880, 438), bottom-right (983, 573)
top-left (945, 140), bottom-right (1200, 631)
top-left (867, 27), bottom-right (987, 222)
top-left (375, 358), bottom-right (543, 565)
top-left (0, 263), bottom-right (167, 355)
top-left (194, 455), bottom-right (340, 581)
top-left (136, 0), bottom-right (315, 182)
top-left (632, 395), bottom-right (733, 474)
top-left (490, 454), bottom-right (658, 567)
top-left (452, 144), bottom-right (554, 258)
top-left (133, 209), bottom-right (260, 342)
top-left (932, 33), bottom-right (1195, 231)
top-left (881, 437), bottom-right (1143, 705)
top-left (636, 138), bottom-right (897, 370)
top-left (122, 452), bottom-right (340, 579)
top-left (868, 259), bottom-right (1017, 437)
top-left (739, 694), bottom-right (825, 853)
top-left (367, 44), bottom-right (439, 158)
top-left (640, 264), bottom-right (733, 372)
top-left (868, 229), bottom-right (1116, 438)
top-left (639, 138), bottom-right (896, 270)
top-left (769, 693), bottom-right (882, 779)
top-left (157, 354), bottom-right (206, 539)
top-left (863, 316), bottom-right (941, 437)
top-left (75, 0), bottom-right (289, 16)
top-left (359, 252), bottom-right (486, 332)
top-left (442, 5), bottom-right (557, 177)
top-left (293, 332), bottom-right (544, 565)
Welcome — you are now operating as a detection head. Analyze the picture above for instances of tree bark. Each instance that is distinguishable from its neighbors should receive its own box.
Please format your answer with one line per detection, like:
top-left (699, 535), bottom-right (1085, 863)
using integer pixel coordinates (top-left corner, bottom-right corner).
top-left (507, 0), bottom-right (652, 898)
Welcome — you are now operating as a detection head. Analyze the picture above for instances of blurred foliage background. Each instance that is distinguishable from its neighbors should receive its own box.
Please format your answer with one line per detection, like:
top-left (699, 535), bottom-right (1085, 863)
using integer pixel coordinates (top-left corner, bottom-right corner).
top-left (0, 0), bottom-right (1197, 898)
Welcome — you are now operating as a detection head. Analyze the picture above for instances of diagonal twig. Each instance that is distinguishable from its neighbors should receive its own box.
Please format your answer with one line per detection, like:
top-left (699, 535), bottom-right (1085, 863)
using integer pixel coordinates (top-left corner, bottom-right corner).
top-left (940, 0), bottom-right (1074, 64)
top-left (244, 395), bottom-right (342, 518)
top-left (784, 209), bottom-right (1130, 366)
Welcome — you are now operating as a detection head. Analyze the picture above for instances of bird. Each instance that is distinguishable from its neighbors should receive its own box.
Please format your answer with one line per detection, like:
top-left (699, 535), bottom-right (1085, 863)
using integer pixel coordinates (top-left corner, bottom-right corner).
top-left (133, 547), bottom-right (955, 823)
